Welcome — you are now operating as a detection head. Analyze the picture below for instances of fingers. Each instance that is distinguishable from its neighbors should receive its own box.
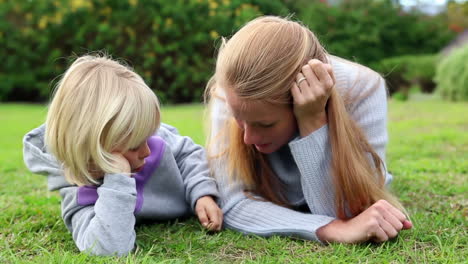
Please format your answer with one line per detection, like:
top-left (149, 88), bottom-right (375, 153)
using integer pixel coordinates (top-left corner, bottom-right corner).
top-left (380, 204), bottom-right (404, 231)
top-left (204, 203), bottom-right (223, 231)
top-left (308, 60), bottom-right (334, 89)
top-left (291, 82), bottom-right (302, 103)
top-left (368, 200), bottom-right (411, 242)
top-left (196, 206), bottom-right (209, 228)
top-left (291, 80), bottom-right (307, 106)
top-left (195, 196), bottom-right (223, 231)
top-left (378, 215), bottom-right (399, 239)
top-left (370, 226), bottom-right (388, 243)
top-left (323, 63), bottom-right (335, 84)
top-left (375, 200), bottom-right (408, 227)
top-left (110, 152), bottom-right (131, 174)
top-left (403, 220), bottom-right (413, 230)
top-left (300, 64), bottom-right (318, 92)
top-left (294, 59), bottom-right (334, 98)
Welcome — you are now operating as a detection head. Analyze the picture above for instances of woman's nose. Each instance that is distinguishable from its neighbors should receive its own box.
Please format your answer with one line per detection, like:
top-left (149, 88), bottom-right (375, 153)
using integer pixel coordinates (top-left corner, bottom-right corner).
top-left (243, 125), bottom-right (262, 145)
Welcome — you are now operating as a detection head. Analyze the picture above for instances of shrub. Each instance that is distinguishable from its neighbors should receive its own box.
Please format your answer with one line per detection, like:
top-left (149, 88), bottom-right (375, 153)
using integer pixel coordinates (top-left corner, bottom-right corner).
top-left (391, 91), bottom-right (408, 101)
top-left (373, 54), bottom-right (438, 96)
top-left (0, 0), bottom-right (289, 103)
top-left (435, 45), bottom-right (468, 101)
top-left (291, 0), bottom-right (454, 66)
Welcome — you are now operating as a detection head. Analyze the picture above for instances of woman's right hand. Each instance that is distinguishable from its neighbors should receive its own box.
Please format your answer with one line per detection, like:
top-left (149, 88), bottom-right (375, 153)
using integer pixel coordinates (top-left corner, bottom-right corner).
top-left (317, 200), bottom-right (412, 243)
top-left (111, 152), bottom-right (131, 174)
top-left (291, 59), bottom-right (335, 137)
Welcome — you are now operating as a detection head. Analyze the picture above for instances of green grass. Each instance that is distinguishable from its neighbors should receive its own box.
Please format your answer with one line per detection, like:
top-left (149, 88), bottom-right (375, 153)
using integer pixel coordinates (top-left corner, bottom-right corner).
top-left (0, 100), bottom-right (467, 263)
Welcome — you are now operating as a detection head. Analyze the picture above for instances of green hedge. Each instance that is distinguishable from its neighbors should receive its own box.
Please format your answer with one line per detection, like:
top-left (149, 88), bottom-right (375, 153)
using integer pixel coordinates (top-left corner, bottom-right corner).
top-left (373, 54), bottom-right (438, 96)
top-left (0, 0), bottom-right (456, 103)
top-left (435, 45), bottom-right (468, 101)
top-left (292, 0), bottom-right (454, 66)
top-left (0, 0), bottom-right (288, 103)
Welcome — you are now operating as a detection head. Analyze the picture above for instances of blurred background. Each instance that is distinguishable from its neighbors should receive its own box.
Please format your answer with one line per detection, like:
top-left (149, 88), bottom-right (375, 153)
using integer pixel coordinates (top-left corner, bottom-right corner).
top-left (1, 0), bottom-right (467, 104)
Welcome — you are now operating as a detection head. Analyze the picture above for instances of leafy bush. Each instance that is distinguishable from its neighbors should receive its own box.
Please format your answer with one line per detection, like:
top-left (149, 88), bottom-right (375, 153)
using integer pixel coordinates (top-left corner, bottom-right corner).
top-left (373, 54), bottom-right (438, 96)
top-left (391, 91), bottom-right (408, 101)
top-left (435, 45), bottom-right (468, 101)
top-left (291, 0), bottom-right (454, 66)
top-left (0, 0), bottom-right (456, 103)
top-left (0, 0), bottom-right (288, 103)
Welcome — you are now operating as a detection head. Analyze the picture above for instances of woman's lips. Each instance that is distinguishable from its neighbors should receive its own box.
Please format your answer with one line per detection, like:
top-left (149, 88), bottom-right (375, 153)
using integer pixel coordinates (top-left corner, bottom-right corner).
top-left (255, 143), bottom-right (271, 148)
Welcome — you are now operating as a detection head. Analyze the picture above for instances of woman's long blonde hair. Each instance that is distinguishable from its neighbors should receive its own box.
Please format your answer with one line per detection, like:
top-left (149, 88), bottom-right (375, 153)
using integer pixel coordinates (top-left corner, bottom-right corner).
top-left (46, 54), bottom-right (160, 186)
top-left (205, 16), bottom-right (405, 219)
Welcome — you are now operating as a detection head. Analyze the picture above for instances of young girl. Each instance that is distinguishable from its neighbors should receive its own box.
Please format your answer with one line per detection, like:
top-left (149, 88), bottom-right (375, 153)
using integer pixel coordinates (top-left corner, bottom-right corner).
top-left (23, 54), bottom-right (222, 256)
top-left (205, 16), bottom-right (412, 244)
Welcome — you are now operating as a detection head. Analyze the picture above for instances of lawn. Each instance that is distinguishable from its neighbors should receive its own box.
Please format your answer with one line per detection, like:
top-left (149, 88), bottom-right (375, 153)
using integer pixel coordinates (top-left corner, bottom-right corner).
top-left (0, 99), bottom-right (466, 263)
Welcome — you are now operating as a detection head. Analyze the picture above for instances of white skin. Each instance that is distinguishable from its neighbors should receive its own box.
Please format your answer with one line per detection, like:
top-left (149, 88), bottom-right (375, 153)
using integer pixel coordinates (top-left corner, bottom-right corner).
top-left (225, 59), bottom-right (412, 243)
top-left (112, 139), bottom-right (223, 231)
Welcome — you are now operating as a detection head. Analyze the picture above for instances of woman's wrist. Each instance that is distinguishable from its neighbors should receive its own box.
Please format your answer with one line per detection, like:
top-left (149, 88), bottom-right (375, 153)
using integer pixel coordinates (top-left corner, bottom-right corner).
top-left (317, 219), bottom-right (338, 243)
top-left (297, 111), bottom-right (327, 138)
top-left (317, 219), bottom-right (355, 243)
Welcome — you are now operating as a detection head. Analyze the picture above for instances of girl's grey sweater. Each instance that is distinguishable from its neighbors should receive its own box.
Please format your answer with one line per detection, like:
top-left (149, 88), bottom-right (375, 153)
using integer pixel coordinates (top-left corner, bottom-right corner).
top-left (23, 123), bottom-right (219, 256)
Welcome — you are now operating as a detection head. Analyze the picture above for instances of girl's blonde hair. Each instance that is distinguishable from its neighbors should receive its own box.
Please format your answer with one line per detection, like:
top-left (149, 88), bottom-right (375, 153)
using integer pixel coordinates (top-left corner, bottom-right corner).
top-left (206, 16), bottom-right (405, 219)
top-left (46, 54), bottom-right (160, 186)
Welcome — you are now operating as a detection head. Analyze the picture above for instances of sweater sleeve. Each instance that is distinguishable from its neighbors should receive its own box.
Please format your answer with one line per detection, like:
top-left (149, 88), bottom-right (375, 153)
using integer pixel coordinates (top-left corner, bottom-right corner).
top-left (208, 93), bottom-right (335, 241)
top-left (160, 126), bottom-right (219, 210)
top-left (60, 174), bottom-right (137, 256)
top-left (288, 66), bottom-right (392, 218)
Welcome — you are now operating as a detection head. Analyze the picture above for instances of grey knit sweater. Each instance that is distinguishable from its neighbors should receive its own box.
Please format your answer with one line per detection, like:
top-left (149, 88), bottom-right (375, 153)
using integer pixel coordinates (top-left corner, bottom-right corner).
top-left (23, 123), bottom-right (219, 256)
top-left (208, 56), bottom-right (392, 241)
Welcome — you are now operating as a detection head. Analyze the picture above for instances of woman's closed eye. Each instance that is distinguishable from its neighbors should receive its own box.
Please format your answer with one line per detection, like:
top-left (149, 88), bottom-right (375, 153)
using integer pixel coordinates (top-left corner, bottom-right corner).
top-left (258, 122), bottom-right (275, 128)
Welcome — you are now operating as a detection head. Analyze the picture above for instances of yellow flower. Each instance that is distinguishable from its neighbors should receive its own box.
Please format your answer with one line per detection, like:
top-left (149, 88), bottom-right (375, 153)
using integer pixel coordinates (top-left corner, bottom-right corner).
top-left (101, 7), bottom-right (112, 16)
top-left (129, 0), bottom-right (138, 7)
top-left (125, 27), bottom-right (136, 39)
top-left (209, 1), bottom-right (218, 9)
top-left (25, 13), bottom-right (32, 22)
top-left (70, 0), bottom-right (92, 12)
top-left (53, 12), bottom-right (63, 24)
top-left (165, 18), bottom-right (173, 26)
top-left (38, 16), bottom-right (48, 29)
top-left (210, 30), bottom-right (219, 39)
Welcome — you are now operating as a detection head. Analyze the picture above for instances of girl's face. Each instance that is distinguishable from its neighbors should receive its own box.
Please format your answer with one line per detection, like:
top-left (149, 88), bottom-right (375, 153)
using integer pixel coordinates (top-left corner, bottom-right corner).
top-left (122, 141), bottom-right (151, 173)
top-left (225, 89), bottom-right (298, 154)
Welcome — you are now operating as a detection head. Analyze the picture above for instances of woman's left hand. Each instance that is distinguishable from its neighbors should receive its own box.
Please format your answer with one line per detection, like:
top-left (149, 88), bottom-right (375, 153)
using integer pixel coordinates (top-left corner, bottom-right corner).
top-left (291, 59), bottom-right (335, 137)
top-left (195, 196), bottom-right (223, 231)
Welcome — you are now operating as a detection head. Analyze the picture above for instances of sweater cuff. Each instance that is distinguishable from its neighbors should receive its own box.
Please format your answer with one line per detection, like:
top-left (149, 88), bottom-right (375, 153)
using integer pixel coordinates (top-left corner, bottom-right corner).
top-left (289, 124), bottom-right (329, 154)
top-left (95, 174), bottom-right (137, 215)
top-left (225, 199), bottom-right (335, 241)
top-left (189, 179), bottom-right (220, 211)
top-left (101, 173), bottom-right (137, 195)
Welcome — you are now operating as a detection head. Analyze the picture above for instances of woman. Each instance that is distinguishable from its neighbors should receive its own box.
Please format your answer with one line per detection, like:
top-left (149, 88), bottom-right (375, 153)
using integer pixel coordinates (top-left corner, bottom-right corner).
top-left (205, 16), bottom-right (412, 243)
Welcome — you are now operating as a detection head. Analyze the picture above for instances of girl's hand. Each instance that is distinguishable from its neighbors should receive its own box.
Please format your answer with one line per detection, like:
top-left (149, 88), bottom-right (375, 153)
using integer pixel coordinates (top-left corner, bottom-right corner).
top-left (195, 196), bottom-right (223, 231)
top-left (317, 200), bottom-right (412, 244)
top-left (291, 59), bottom-right (335, 137)
top-left (111, 152), bottom-right (131, 175)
